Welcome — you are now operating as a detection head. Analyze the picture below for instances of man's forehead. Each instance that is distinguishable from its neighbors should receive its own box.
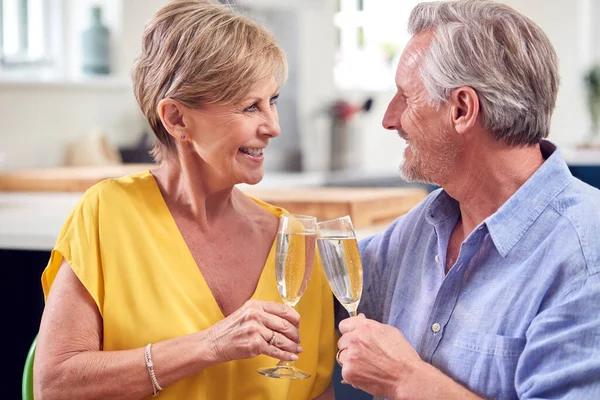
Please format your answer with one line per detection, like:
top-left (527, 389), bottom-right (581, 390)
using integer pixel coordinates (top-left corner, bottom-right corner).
top-left (396, 31), bottom-right (434, 88)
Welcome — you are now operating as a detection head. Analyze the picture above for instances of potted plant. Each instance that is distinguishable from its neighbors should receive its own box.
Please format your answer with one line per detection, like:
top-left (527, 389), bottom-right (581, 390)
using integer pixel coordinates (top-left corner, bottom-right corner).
top-left (583, 64), bottom-right (600, 148)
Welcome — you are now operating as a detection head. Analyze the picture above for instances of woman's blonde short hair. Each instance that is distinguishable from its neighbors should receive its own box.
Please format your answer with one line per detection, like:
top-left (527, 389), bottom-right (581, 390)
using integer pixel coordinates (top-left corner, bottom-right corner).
top-left (131, 0), bottom-right (287, 161)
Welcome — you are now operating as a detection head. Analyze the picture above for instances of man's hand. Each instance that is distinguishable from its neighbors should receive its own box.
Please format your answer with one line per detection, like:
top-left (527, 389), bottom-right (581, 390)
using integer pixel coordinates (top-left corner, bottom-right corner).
top-left (337, 315), bottom-right (483, 400)
top-left (337, 314), bottom-right (420, 398)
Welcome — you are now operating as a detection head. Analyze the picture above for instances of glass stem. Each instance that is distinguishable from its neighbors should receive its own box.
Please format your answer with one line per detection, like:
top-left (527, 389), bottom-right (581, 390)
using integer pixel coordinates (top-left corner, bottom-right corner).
top-left (276, 360), bottom-right (296, 369)
top-left (348, 310), bottom-right (357, 317)
top-left (277, 305), bottom-right (298, 369)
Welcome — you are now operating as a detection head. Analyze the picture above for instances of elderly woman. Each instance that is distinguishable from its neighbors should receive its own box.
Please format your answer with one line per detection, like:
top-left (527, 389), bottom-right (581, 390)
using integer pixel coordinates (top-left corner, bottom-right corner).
top-left (33, 1), bottom-right (335, 399)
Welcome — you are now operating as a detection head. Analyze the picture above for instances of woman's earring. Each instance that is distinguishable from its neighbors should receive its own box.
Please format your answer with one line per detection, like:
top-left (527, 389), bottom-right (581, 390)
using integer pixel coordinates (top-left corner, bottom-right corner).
top-left (180, 134), bottom-right (186, 140)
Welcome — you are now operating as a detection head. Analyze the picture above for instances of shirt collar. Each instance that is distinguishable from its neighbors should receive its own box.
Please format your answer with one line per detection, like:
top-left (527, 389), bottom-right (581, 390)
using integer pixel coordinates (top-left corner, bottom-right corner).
top-left (425, 140), bottom-right (572, 257)
top-left (485, 140), bottom-right (571, 256)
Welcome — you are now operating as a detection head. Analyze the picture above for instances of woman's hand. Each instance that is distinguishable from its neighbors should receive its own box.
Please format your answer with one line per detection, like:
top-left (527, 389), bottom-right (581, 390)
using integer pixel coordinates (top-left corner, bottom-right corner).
top-left (205, 300), bottom-right (303, 363)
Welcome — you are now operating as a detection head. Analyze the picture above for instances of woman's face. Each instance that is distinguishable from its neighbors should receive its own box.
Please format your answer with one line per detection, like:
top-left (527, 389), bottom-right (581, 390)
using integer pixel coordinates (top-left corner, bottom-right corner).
top-left (185, 78), bottom-right (281, 187)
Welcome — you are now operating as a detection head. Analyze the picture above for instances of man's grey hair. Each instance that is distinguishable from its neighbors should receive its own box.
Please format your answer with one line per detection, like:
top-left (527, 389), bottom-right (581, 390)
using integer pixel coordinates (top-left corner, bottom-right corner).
top-left (408, 0), bottom-right (560, 146)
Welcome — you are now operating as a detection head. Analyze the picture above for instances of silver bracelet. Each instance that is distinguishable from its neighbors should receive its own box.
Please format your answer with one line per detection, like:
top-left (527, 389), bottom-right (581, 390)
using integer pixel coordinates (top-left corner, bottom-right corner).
top-left (145, 343), bottom-right (163, 397)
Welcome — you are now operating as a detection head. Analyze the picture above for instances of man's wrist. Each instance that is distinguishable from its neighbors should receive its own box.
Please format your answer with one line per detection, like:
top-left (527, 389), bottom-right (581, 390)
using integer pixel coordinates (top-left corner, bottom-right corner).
top-left (391, 360), bottom-right (483, 400)
top-left (388, 358), bottom-right (422, 400)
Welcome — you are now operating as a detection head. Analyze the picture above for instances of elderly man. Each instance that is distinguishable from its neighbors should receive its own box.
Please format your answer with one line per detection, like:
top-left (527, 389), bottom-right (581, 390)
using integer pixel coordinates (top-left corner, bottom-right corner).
top-left (335, 1), bottom-right (600, 399)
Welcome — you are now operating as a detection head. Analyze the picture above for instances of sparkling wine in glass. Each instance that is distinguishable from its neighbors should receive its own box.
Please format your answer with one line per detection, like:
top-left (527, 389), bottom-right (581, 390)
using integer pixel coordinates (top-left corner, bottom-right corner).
top-left (317, 215), bottom-right (363, 317)
top-left (258, 214), bottom-right (316, 380)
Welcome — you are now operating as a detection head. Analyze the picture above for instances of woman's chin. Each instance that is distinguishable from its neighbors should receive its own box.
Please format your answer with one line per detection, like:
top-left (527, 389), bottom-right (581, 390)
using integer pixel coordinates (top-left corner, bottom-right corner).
top-left (239, 171), bottom-right (264, 186)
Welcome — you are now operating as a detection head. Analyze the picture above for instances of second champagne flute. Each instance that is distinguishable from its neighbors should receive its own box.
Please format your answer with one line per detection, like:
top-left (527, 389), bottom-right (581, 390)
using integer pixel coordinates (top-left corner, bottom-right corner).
top-left (317, 215), bottom-right (363, 317)
top-left (317, 215), bottom-right (363, 384)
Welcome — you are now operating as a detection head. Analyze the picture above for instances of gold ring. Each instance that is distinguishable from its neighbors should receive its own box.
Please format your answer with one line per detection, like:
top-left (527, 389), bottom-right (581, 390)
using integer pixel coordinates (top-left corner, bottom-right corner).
top-left (336, 348), bottom-right (345, 366)
top-left (269, 332), bottom-right (277, 346)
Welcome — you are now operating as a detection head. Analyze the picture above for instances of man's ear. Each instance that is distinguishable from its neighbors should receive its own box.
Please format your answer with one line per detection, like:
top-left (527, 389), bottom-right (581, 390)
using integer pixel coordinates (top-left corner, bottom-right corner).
top-left (449, 86), bottom-right (479, 135)
top-left (157, 98), bottom-right (189, 141)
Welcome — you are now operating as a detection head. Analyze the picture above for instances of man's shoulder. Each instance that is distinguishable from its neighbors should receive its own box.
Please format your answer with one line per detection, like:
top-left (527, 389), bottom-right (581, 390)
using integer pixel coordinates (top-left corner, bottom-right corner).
top-left (549, 177), bottom-right (600, 273)
top-left (360, 188), bottom-right (440, 247)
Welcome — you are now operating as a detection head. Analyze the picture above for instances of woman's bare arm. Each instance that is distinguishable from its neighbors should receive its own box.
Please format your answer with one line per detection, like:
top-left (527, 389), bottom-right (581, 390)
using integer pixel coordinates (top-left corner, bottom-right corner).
top-left (34, 260), bottom-right (302, 400)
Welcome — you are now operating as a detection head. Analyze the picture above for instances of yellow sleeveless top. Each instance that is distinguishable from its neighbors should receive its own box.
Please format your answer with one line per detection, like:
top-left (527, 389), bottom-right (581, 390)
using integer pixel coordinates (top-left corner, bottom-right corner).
top-left (41, 171), bottom-right (336, 400)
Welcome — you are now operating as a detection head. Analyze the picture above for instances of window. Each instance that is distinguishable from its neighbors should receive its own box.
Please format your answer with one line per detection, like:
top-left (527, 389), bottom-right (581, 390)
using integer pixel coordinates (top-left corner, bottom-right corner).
top-left (0, 0), bottom-right (61, 74)
top-left (334, 0), bottom-right (419, 91)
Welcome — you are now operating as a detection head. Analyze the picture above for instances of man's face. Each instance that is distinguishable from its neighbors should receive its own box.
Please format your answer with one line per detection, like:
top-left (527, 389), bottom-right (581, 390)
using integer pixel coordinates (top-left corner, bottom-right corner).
top-left (382, 32), bottom-right (460, 184)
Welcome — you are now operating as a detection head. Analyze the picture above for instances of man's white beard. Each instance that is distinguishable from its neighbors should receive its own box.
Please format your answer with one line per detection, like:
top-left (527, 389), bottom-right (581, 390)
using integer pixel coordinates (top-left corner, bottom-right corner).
top-left (399, 144), bottom-right (434, 184)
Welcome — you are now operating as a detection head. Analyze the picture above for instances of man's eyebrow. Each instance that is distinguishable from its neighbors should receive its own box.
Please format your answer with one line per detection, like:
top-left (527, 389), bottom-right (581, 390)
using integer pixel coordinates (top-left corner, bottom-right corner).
top-left (395, 83), bottom-right (408, 96)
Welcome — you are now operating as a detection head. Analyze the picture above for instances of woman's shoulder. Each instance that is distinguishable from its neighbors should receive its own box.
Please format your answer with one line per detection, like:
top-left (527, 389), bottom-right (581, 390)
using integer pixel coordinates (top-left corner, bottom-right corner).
top-left (241, 192), bottom-right (288, 218)
top-left (82, 170), bottom-right (157, 205)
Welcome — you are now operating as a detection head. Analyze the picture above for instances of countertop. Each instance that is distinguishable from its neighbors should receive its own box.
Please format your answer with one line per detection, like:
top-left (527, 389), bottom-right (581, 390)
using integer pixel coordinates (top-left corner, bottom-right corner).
top-left (0, 166), bottom-right (429, 250)
top-left (0, 188), bottom-right (425, 251)
top-left (0, 163), bottom-right (421, 191)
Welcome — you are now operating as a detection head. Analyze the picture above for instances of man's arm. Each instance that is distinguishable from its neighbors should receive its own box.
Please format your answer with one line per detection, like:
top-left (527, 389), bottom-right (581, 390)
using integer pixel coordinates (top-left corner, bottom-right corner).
top-left (337, 315), bottom-right (483, 400)
top-left (515, 272), bottom-right (600, 398)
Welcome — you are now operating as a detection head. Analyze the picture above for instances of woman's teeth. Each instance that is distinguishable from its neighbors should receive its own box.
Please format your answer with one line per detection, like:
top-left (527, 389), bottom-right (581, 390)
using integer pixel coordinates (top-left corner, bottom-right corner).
top-left (240, 147), bottom-right (264, 156)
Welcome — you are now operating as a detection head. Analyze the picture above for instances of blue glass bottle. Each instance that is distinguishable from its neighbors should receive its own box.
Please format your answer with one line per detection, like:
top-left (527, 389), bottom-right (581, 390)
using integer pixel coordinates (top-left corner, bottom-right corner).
top-left (82, 6), bottom-right (110, 75)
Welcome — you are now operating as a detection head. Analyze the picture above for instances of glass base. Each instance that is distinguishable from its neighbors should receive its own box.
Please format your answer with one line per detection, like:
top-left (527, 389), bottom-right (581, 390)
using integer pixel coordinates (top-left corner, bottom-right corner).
top-left (258, 365), bottom-right (311, 380)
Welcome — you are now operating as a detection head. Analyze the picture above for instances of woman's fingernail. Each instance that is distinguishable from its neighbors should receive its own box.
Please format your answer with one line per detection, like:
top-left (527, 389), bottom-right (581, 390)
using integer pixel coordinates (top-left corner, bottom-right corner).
top-left (297, 346), bottom-right (304, 353)
top-left (291, 354), bottom-right (299, 360)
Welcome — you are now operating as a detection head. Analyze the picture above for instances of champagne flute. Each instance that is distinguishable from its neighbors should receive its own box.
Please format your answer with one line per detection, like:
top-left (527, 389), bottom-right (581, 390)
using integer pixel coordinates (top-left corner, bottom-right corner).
top-left (317, 215), bottom-right (363, 317)
top-left (258, 214), bottom-right (316, 380)
top-left (317, 215), bottom-right (363, 384)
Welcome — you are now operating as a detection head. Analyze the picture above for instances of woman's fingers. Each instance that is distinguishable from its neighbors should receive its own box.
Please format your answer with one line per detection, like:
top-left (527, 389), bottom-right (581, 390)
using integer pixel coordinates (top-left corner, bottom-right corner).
top-left (254, 301), bottom-right (300, 328)
top-left (241, 301), bottom-right (301, 344)
top-left (211, 300), bottom-right (304, 362)
top-left (259, 312), bottom-right (301, 344)
top-left (262, 326), bottom-right (303, 354)
top-left (267, 342), bottom-right (301, 361)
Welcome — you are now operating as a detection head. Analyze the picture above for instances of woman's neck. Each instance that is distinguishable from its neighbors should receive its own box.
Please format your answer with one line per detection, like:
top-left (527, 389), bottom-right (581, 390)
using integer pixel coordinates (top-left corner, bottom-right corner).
top-left (151, 150), bottom-right (240, 231)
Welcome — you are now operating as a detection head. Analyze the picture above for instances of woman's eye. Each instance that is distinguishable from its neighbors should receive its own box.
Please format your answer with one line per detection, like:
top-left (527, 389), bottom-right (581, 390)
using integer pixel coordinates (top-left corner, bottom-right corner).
top-left (270, 95), bottom-right (279, 105)
top-left (244, 104), bottom-right (258, 112)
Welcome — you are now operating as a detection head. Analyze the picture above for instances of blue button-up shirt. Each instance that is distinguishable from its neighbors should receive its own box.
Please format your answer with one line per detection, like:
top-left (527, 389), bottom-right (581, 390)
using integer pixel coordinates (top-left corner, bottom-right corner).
top-left (358, 142), bottom-right (600, 399)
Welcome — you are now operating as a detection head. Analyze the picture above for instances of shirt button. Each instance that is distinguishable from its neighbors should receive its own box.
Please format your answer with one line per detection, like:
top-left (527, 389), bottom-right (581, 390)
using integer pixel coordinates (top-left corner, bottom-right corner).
top-left (435, 255), bottom-right (440, 264)
top-left (431, 322), bottom-right (441, 333)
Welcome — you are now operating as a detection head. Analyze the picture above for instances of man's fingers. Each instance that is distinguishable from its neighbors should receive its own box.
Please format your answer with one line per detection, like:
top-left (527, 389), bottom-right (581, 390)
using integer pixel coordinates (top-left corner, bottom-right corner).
top-left (338, 314), bottom-right (366, 334)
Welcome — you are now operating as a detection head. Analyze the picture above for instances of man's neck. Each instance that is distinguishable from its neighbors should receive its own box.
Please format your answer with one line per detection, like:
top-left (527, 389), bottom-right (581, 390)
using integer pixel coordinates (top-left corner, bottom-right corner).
top-left (442, 141), bottom-right (545, 236)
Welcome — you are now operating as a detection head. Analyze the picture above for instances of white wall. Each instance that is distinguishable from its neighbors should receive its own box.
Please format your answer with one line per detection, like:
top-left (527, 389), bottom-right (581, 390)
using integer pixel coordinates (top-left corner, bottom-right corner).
top-left (0, 0), bottom-right (164, 169)
top-left (0, 84), bottom-right (141, 168)
top-left (501, 0), bottom-right (593, 146)
top-left (0, 0), bottom-right (598, 171)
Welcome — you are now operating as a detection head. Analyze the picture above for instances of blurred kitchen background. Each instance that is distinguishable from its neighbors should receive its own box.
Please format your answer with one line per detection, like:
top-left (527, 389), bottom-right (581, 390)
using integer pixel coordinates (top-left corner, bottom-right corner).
top-left (0, 0), bottom-right (598, 183)
top-left (2, 1), bottom-right (600, 399)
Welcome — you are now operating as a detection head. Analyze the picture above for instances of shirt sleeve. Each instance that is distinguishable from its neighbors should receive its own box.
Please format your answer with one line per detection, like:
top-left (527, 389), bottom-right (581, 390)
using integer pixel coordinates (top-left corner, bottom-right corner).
top-left (354, 192), bottom-right (435, 325)
top-left (515, 272), bottom-right (600, 399)
top-left (41, 185), bottom-right (105, 315)
top-left (355, 217), bottom-right (405, 324)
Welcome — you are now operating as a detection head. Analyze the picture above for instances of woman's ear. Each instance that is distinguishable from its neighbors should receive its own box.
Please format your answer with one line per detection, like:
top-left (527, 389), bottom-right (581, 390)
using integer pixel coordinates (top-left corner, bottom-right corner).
top-left (157, 98), bottom-right (189, 141)
top-left (449, 86), bottom-right (479, 135)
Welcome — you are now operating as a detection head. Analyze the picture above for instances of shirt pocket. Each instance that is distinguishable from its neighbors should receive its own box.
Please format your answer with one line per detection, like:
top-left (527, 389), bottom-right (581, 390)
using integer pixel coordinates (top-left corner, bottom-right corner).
top-left (450, 330), bottom-right (525, 400)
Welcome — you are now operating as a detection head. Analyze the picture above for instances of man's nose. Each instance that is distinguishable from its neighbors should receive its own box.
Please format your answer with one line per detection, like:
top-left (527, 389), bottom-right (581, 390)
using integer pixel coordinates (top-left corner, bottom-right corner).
top-left (382, 97), bottom-right (400, 131)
